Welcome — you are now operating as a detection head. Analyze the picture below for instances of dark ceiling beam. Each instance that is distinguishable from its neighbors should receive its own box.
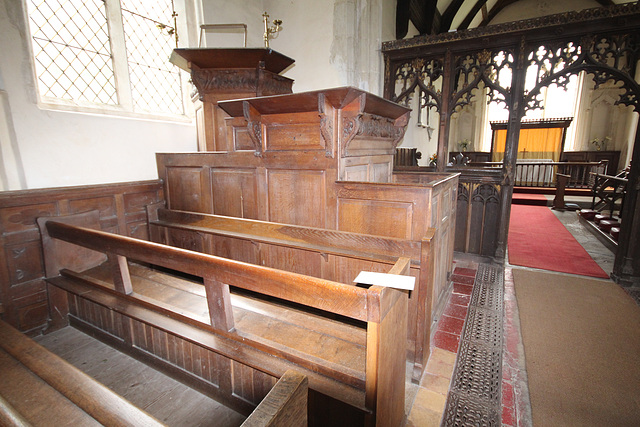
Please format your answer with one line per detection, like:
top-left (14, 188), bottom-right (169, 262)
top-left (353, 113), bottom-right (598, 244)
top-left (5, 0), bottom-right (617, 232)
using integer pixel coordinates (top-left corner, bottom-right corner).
top-left (459, 0), bottom-right (489, 30)
top-left (396, 0), bottom-right (411, 39)
top-left (409, 0), bottom-right (439, 35)
top-left (595, 0), bottom-right (615, 5)
top-left (440, 0), bottom-right (467, 32)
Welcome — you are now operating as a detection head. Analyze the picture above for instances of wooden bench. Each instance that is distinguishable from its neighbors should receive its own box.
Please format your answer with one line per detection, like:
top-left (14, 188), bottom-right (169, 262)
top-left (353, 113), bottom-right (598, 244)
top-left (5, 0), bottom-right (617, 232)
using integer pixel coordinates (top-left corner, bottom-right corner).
top-left (148, 207), bottom-right (435, 383)
top-left (39, 214), bottom-right (410, 426)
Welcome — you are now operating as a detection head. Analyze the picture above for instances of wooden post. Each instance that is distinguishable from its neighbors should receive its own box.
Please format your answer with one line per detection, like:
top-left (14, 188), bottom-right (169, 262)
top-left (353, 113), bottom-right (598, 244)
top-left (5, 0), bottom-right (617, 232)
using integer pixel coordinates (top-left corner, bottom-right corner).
top-left (553, 173), bottom-right (570, 210)
top-left (203, 278), bottom-right (235, 332)
top-left (108, 254), bottom-right (133, 295)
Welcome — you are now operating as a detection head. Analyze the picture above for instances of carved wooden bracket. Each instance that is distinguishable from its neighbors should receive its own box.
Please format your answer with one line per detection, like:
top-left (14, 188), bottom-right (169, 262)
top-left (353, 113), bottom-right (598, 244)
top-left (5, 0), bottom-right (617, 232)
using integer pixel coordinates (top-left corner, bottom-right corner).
top-left (318, 93), bottom-right (335, 158)
top-left (243, 101), bottom-right (263, 157)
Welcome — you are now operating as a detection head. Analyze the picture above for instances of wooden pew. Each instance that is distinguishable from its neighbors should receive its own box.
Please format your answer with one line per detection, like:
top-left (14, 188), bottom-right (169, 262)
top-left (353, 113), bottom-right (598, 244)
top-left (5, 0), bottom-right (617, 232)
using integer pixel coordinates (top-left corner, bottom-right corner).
top-left (147, 207), bottom-right (435, 383)
top-left (40, 217), bottom-right (410, 426)
top-left (0, 319), bottom-right (163, 427)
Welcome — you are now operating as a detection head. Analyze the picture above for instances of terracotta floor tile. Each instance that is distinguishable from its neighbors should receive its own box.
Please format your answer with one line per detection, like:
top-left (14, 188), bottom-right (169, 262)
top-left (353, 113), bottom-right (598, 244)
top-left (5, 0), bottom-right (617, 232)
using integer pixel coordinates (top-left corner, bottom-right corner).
top-left (453, 283), bottom-right (473, 295)
top-left (430, 347), bottom-right (457, 366)
top-left (502, 380), bottom-right (514, 408)
top-left (425, 353), bottom-right (455, 378)
top-left (443, 303), bottom-right (468, 320)
top-left (406, 405), bottom-right (443, 427)
top-left (412, 388), bottom-right (448, 413)
top-left (502, 403), bottom-right (516, 426)
top-left (437, 315), bottom-right (464, 336)
top-left (449, 293), bottom-right (470, 307)
top-left (420, 373), bottom-right (451, 394)
top-left (453, 267), bottom-right (477, 277)
top-left (450, 274), bottom-right (475, 285)
top-left (433, 330), bottom-right (460, 353)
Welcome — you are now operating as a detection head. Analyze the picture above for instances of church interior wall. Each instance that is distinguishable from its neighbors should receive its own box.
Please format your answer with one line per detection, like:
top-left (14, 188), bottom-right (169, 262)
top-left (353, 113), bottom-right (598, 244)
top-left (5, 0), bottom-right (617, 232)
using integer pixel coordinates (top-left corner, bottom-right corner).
top-left (0, 0), bottom-right (197, 191)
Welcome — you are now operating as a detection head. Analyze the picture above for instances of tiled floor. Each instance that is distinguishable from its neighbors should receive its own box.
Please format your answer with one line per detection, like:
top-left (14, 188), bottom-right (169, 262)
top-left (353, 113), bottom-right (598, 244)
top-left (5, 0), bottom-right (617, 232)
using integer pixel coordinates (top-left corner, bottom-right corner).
top-left (406, 258), bottom-right (479, 426)
top-left (405, 207), bottom-right (627, 426)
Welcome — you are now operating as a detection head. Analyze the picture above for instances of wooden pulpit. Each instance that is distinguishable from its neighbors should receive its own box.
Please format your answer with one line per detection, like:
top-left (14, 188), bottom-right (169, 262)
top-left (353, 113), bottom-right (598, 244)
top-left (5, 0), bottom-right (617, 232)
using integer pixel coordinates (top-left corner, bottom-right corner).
top-left (170, 48), bottom-right (295, 151)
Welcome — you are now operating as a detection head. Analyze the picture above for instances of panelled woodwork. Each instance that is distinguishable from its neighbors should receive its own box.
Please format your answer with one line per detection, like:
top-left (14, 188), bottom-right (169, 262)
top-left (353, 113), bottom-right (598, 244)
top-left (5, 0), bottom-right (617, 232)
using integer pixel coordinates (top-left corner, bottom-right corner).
top-left (560, 150), bottom-right (621, 174)
top-left (68, 295), bottom-right (276, 414)
top-left (0, 181), bottom-right (164, 333)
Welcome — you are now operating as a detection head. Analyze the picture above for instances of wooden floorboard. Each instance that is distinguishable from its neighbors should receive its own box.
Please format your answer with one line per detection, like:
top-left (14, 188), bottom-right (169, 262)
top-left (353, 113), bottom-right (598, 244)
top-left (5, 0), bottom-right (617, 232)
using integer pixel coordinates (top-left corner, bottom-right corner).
top-left (35, 327), bottom-right (245, 427)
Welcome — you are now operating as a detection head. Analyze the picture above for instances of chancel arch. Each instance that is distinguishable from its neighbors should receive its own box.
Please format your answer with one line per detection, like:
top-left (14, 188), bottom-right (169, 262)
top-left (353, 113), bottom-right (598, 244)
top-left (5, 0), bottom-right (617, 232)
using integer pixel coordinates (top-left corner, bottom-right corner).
top-left (383, 3), bottom-right (640, 285)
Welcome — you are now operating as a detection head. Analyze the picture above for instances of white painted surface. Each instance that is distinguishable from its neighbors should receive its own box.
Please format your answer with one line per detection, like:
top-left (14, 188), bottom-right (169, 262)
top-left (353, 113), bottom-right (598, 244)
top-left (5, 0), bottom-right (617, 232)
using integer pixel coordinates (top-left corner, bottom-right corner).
top-left (0, 0), bottom-right (197, 190)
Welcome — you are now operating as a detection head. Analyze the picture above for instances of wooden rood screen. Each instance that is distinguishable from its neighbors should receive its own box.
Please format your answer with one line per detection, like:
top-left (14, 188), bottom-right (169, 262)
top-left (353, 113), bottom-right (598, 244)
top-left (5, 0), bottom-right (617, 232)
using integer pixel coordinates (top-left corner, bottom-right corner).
top-left (41, 216), bottom-right (409, 426)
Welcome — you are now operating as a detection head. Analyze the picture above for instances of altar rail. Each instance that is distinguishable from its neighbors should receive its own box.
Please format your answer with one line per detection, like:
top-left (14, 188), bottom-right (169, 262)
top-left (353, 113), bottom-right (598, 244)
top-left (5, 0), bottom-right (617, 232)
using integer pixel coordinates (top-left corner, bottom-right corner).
top-left (469, 161), bottom-right (608, 189)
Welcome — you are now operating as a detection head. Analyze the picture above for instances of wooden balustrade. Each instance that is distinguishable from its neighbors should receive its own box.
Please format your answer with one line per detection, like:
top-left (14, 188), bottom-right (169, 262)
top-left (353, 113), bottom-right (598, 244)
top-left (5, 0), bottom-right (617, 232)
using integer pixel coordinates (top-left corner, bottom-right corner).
top-left (468, 160), bottom-right (608, 188)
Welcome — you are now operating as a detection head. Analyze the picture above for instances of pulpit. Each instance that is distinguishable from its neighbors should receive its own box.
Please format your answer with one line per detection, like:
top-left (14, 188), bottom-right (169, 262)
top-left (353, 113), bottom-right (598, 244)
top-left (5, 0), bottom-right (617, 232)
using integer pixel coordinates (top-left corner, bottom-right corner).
top-left (170, 48), bottom-right (295, 151)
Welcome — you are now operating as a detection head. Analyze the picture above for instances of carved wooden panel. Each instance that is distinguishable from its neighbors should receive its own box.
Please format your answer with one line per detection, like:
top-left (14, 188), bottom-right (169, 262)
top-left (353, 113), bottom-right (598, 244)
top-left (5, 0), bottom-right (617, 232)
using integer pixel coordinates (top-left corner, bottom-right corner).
top-left (232, 361), bottom-right (277, 406)
top-left (208, 235), bottom-right (259, 265)
top-left (337, 198), bottom-right (413, 239)
top-left (456, 181), bottom-right (501, 256)
top-left (69, 196), bottom-right (116, 218)
top-left (0, 204), bottom-right (58, 234)
top-left (260, 244), bottom-right (325, 278)
top-left (267, 170), bottom-right (327, 228)
top-left (264, 112), bottom-right (324, 152)
top-left (5, 242), bottom-right (44, 286)
top-left (69, 294), bottom-right (276, 415)
top-left (343, 164), bottom-right (368, 182)
top-left (225, 117), bottom-right (253, 151)
top-left (0, 181), bottom-right (164, 333)
top-left (166, 228), bottom-right (204, 253)
top-left (211, 169), bottom-right (258, 219)
top-left (166, 167), bottom-right (209, 213)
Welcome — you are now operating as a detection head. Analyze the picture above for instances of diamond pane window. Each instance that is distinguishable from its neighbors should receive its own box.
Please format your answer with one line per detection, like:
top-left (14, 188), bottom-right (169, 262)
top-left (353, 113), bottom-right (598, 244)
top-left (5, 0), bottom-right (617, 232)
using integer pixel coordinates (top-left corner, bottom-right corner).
top-left (121, 1), bottom-right (183, 115)
top-left (26, 0), bottom-right (185, 117)
top-left (27, 0), bottom-right (116, 104)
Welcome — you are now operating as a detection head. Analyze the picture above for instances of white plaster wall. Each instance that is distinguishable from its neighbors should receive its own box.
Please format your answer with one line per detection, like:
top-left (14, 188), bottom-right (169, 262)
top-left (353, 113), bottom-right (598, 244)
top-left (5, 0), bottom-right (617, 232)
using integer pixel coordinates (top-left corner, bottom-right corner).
top-left (490, 0), bottom-right (601, 24)
top-left (199, 0), bottom-right (394, 94)
top-left (0, 0), bottom-right (197, 190)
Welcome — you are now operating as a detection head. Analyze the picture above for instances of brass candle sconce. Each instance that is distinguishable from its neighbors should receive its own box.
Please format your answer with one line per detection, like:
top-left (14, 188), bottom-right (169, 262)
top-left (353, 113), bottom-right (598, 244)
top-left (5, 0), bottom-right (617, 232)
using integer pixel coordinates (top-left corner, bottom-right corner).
top-left (262, 12), bottom-right (282, 48)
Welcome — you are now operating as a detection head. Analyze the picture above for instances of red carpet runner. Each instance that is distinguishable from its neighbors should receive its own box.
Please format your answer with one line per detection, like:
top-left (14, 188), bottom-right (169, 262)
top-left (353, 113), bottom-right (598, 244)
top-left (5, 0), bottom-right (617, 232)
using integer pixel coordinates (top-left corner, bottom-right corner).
top-left (508, 205), bottom-right (609, 278)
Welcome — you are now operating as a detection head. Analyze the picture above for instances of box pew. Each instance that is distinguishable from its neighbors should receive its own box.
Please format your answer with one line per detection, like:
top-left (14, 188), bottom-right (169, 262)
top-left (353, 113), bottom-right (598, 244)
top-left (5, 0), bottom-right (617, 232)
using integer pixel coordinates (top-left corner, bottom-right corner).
top-left (148, 207), bottom-right (434, 383)
top-left (40, 216), bottom-right (409, 426)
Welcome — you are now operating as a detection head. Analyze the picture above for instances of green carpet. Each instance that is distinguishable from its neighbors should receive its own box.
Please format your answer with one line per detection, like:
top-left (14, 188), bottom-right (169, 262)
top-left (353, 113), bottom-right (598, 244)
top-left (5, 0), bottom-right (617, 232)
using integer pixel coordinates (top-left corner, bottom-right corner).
top-left (513, 268), bottom-right (640, 426)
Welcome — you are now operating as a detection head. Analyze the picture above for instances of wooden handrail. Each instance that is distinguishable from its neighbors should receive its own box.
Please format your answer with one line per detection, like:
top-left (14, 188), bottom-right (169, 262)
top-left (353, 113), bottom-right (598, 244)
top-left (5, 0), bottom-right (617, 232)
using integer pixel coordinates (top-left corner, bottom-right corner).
top-left (44, 220), bottom-right (402, 323)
